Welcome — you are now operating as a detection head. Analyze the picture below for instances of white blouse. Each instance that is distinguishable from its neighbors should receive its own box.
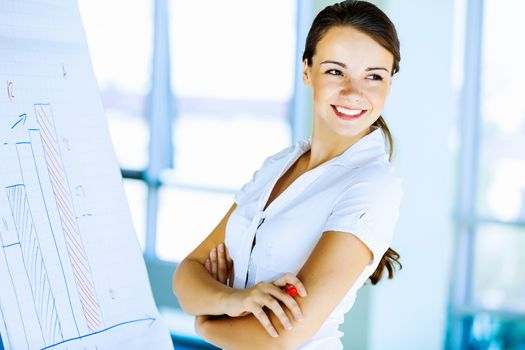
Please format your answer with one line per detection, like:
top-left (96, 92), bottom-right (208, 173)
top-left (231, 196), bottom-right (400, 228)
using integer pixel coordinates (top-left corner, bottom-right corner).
top-left (225, 126), bottom-right (403, 349)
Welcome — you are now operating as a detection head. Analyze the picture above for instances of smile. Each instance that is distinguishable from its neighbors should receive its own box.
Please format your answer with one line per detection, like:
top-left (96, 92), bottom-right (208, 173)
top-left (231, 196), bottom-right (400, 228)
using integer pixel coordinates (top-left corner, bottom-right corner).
top-left (331, 105), bottom-right (367, 120)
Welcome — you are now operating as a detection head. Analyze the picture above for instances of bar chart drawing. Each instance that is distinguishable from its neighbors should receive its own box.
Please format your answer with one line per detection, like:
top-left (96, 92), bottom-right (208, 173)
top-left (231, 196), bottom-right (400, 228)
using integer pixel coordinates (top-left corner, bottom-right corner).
top-left (1, 2), bottom-right (173, 348)
top-left (1, 103), bottom-right (158, 349)
top-left (34, 103), bottom-right (104, 333)
top-left (5, 184), bottom-right (63, 347)
top-left (0, 103), bottom-right (101, 349)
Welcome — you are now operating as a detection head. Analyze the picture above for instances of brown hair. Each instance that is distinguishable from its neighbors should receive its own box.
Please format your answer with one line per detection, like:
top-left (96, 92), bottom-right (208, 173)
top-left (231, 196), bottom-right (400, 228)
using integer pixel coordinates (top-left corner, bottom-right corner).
top-left (304, 0), bottom-right (402, 285)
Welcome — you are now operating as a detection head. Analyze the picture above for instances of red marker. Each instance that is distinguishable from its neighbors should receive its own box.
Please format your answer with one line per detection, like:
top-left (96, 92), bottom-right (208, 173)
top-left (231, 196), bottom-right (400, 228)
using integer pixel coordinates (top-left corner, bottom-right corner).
top-left (284, 283), bottom-right (298, 297)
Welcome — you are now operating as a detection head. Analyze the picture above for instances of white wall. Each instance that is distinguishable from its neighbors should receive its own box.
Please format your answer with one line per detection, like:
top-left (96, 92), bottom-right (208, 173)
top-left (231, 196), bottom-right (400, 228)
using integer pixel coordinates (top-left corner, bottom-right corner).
top-left (366, 0), bottom-right (456, 349)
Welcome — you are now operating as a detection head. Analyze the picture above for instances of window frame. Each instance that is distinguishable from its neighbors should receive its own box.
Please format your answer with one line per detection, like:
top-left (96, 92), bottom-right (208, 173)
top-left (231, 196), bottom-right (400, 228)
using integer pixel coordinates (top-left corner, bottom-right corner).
top-left (446, 0), bottom-right (525, 348)
top-left (120, 0), bottom-right (308, 310)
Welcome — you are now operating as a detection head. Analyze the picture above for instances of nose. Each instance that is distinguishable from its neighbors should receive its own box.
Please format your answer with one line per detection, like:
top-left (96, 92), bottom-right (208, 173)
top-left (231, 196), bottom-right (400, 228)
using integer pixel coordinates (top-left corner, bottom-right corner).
top-left (339, 78), bottom-right (362, 97)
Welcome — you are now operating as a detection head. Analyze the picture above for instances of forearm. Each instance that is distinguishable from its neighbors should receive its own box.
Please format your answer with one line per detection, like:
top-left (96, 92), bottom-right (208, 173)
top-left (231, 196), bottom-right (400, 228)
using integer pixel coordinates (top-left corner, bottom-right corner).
top-left (197, 304), bottom-right (311, 350)
top-left (172, 258), bottom-right (234, 316)
top-left (198, 314), bottom-right (289, 350)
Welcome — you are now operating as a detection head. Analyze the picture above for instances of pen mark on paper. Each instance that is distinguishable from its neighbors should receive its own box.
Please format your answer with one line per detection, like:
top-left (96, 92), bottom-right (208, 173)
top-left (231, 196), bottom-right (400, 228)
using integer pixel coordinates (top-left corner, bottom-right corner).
top-left (7, 80), bottom-right (15, 102)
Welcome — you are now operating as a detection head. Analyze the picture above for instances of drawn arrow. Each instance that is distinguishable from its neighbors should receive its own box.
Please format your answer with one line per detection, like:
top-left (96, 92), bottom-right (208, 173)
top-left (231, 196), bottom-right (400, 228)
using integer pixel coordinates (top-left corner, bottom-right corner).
top-left (145, 314), bottom-right (156, 328)
top-left (39, 315), bottom-right (158, 350)
top-left (11, 113), bottom-right (27, 129)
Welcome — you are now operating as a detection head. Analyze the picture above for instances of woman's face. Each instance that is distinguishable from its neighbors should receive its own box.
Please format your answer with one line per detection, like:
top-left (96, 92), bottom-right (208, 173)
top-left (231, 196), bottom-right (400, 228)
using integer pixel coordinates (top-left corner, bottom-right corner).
top-left (303, 25), bottom-right (394, 140)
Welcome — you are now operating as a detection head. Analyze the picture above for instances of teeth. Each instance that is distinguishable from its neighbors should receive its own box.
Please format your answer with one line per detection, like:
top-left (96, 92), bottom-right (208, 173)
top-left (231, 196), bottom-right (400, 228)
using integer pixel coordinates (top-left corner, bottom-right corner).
top-left (335, 106), bottom-right (363, 116)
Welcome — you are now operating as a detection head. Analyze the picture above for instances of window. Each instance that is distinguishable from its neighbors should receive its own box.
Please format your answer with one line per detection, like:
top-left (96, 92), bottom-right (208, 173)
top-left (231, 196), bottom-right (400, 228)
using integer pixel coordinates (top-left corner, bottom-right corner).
top-left (78, 2), bottom-right (305, 345)
top-left (447, 0), bottom-right (525, 348)
top-left (78, 0), bottom-right (152, 249)
top-left (156, 0), bottom-right (296, 262)
top-left (79, 0), bottom-right (299, 262)
top-left (78, 0), bottom-right (152, 171)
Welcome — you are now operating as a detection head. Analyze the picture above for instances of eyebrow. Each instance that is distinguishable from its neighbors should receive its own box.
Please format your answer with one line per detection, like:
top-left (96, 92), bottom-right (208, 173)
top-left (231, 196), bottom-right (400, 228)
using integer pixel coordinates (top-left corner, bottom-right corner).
top-left (366, 67), bottom-right (390, 73)
top-left (320, 60), bottom-right (347, 68)
top-left (320, 60), bottom-right (390, 73)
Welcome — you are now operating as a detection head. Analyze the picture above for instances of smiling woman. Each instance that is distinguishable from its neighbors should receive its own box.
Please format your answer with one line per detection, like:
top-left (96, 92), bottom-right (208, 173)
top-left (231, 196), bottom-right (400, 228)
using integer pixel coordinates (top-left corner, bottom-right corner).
top-left (303, 25), bottom-right (394, 157)
top-left (172, 1), bottom-right (404, 349)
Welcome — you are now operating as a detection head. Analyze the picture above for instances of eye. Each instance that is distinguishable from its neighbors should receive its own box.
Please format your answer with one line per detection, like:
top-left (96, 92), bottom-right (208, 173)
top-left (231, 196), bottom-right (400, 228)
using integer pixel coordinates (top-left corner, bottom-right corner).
top-left (367, 74), bottom-right (383, 81)
top-left (325, 69), bottom-right (342, 76)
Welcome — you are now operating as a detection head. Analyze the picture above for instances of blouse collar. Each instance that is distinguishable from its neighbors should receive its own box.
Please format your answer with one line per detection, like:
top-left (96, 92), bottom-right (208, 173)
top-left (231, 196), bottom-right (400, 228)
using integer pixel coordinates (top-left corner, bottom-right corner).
top-left (295, 126), bottom-right (388, 169)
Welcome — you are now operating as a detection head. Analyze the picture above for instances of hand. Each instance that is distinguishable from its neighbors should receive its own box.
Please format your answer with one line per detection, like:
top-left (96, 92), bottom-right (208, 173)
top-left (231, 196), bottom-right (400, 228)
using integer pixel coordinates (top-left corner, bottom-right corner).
top-left (203, 242), bottom-right (234, 287)
top-left (222, 273), bottom-right (307, 338)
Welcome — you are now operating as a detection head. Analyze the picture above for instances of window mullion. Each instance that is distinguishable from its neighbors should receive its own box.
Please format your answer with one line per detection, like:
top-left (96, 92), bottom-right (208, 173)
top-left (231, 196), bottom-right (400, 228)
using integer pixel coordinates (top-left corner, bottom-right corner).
top-left (145, 0), bottom-right (174, 259)
top-left (446, 0), bottom-right (485, 348)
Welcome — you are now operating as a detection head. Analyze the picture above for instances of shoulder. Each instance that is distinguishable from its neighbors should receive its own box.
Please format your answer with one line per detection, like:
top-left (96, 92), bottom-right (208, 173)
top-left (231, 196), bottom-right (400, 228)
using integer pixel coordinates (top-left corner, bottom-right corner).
top-left (325, 161), bottom-right (403, 258)
top-left (342, 160), bottom-right (403, 200)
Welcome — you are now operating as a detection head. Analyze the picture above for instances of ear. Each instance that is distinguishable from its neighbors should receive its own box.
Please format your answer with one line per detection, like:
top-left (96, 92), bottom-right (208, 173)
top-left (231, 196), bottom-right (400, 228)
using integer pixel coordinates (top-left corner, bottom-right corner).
top-left (302, 59), bottom-right (312, 87)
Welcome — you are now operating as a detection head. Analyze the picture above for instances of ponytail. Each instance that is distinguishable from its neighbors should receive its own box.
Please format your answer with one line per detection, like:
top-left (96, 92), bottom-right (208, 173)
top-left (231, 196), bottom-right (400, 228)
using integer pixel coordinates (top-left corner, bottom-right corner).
top-left (368, 116), bottom-right (402, 285)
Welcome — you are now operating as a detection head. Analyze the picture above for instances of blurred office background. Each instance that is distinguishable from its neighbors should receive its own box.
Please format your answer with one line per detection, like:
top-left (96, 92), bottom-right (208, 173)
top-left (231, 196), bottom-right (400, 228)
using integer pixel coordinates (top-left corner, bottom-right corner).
top-left (74, 0), bottom-right (525, 349)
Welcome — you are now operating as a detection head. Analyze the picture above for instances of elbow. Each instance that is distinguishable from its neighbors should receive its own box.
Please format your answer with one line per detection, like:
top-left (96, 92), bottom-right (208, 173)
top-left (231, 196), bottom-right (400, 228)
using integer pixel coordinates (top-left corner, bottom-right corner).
top-left (171, 261), bottom-right (183, 299)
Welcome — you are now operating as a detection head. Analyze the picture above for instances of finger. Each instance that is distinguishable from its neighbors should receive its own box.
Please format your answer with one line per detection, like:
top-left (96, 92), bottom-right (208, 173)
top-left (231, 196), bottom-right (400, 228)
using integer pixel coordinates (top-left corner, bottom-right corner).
top-left (251, 307), bottom-right (278, 338)
top-left (267, 286), bottom-right (304, 322)
top-left (273, 273), bottom-right (307, 297)
top-left (210, 247), bottom-right (218, 280)
top-left (258, 293), bottom-right (292, 331)
top-left (228, 260), bottom-right (235, 287)
top-left (225, 245), bottom-right (235, 287)
top-left (204, 258), bottom-right (211, 273)
top-left (225, 245), bottom-right (233, 267)
top-left (217, 243), bottom-right (228, 284)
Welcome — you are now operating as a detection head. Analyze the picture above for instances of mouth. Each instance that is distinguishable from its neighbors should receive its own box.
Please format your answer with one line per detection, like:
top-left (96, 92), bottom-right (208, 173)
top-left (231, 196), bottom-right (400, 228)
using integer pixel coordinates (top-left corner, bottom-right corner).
top-left (331, 105), bottom-right (367, 120)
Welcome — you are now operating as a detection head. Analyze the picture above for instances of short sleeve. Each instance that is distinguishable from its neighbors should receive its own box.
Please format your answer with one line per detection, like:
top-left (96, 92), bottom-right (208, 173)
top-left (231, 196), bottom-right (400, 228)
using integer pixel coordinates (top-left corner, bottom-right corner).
top-left (322, 172), bottom-right (403, 266)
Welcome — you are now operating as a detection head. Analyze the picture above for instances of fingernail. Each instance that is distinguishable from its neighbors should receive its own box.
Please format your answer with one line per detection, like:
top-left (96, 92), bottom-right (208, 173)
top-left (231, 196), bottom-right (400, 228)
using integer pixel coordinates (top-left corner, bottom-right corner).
top-left (211, 248), bottom-right (216, 257)
top-left (270, 329), bottom-right (278, 337)
top-left (218, 243), bottom-right (224, 252)
top-left (285, 322), bottom-right (292, 330)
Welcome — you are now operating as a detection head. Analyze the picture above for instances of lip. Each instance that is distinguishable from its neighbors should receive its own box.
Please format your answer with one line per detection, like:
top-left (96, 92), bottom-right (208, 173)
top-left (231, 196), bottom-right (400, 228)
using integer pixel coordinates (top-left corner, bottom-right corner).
top-left (331, 105), bottom-right (367, 120)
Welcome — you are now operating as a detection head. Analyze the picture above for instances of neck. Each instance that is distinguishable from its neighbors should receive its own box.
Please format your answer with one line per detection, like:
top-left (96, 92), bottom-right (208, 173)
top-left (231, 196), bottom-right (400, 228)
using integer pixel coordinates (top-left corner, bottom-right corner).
top-left (305, 123), bottom-right (372, 171)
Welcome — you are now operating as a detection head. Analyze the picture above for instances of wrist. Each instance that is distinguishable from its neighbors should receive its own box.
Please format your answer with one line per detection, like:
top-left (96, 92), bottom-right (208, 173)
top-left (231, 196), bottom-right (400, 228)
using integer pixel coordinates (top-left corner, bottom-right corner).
top-left (218, 287), bottom-right (235, 315)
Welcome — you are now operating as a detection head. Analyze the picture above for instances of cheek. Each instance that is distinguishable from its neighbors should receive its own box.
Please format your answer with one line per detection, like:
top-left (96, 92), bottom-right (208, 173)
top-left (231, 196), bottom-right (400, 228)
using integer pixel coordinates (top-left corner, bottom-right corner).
top-left (312, 79), bottom-right (339, 102)
top-left (366, 85), bottom-right (390, 109)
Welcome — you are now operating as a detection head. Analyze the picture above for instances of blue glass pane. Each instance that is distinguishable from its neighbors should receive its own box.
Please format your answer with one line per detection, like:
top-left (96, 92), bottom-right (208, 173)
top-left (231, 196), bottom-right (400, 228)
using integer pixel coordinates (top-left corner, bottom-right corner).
top-left (462, 314), bottom-right (525, 349)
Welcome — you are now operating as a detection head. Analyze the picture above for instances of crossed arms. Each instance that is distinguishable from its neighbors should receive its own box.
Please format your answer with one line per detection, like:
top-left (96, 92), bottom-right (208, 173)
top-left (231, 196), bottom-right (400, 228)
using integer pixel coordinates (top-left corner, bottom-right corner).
top-left (172, 203), bottom-right (372, 350)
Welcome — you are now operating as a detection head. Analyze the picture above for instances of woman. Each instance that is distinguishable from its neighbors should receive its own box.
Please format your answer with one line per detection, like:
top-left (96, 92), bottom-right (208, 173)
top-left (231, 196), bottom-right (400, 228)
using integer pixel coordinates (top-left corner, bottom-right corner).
top-left (173, 1), bottom-right (403, 349)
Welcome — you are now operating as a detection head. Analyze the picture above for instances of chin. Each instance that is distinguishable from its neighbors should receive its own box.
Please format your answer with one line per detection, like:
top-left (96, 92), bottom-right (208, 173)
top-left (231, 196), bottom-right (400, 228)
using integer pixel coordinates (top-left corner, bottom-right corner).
top-left (328, 128), bottom-right (364, 140)
top-left (333, 122), bottom-right (372, 138)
